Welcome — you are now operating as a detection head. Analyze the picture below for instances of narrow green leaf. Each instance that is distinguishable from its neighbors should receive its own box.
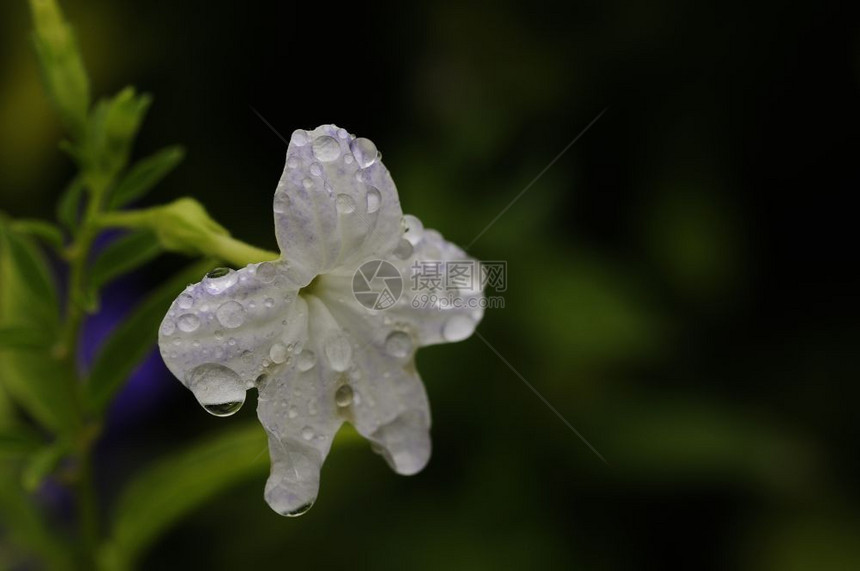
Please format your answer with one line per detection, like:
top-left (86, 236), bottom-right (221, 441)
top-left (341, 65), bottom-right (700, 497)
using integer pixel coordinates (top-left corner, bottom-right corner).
top-left (100, 423), bottom-right (269, 569)
top-left (0, 426), bottom-right (43, 459)
top-left (86, 260), bottom-right (214, 412)
top-left (22, 440), bottom-right (69, 491)
top-left (10, 218), bottom-right (64, 251)
top-left (57, 175), bottom-right (86, 231)
top-left (89, 230), bottom-right (162, 293)
top-left (109, 145), bottom-right (185, 209)
top-left (0, 221), bottom-right (79, 432)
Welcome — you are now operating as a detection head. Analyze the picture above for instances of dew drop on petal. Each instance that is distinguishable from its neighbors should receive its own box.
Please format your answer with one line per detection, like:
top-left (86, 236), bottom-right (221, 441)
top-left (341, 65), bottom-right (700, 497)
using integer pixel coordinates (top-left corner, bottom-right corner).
top-left (350, 137), bottom-right (378, 168)
top-left (255, 262), bottom-right (277, 283)
top-left (288, 405), bottom-right (299, 418)
top-left (178, 293), bottom-right (194, 310)
top-left (291, 130), bottom-right (308, 146)
top-left (160, 319), bottom-right (176, 336)
top-left (393, 238), bottom-right (414, 260)
top-left (384, 331), bottom-right (413, 358)
top-left (269, 342), bottom-right (288, 364)
top-left (366, 186), bottom-right (382, 213)
top-left (335, 194), bottom-right (356, 214)
top-left (273, 192), bottom-right (290, 214)
top-left (187, 363), bottom-right (246, 417)
top-left (402, 215), bottom-right (423, 245)
top-left (324, 335), bottom-right (352, 372)
top-left (297, 350), bottom-right (316, 372)
top-left (204, 268), bottom-right (238, 295)
top-left (302, 178), bottom-right (314, 190)
top-left (301, 426), bottom-right (315, 441)
top-left (442, 315), bottom-right (476, 342)
top-left (335, 384), bottom-right (354, 407)
top-left (312, 136), bottom-right (341, 162)
top-left (177, 313), bottom-right (200, 333)
top-left (287, 156), bottom-right (299, 169)
top-left (216, 301), bottom-right (245, 329)
top-left (309, 163), bottom-right (323, 177)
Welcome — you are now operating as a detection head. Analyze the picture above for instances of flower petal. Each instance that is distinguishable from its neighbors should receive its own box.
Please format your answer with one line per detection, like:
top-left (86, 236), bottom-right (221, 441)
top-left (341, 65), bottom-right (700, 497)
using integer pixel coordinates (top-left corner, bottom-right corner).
top-left (158, 262), bottom-right (302, 413)
top-left (274, 125), bottom-right (403, 286)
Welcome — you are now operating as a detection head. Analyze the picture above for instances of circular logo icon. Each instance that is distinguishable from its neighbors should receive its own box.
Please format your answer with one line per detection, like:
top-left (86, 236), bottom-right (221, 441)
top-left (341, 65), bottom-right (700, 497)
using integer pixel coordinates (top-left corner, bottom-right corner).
top-left (352, 260), bottom-right (403, 310)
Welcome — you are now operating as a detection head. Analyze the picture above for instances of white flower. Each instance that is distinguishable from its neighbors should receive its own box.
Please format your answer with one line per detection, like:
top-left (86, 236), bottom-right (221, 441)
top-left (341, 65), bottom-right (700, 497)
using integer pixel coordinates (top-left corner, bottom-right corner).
top-left (158, 125), bottom-right (484, 516)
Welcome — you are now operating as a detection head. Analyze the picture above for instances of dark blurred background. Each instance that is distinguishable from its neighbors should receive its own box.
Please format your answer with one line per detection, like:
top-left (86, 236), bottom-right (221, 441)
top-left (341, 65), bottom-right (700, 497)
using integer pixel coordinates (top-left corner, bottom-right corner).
top-left (2, 0), bottom-right (859, 568)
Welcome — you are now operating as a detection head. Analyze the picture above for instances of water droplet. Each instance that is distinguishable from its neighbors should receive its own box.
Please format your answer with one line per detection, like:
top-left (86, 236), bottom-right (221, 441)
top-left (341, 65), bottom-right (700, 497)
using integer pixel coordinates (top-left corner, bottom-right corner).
top-left (216, 301), bottom-right (245, 329)
top-left (442, 315), bottom-right (476, 342)
top-left (324, 335), bottom-right (352, 372)
top-left (309, 162), bottom-right (323, 176)
top-left (302, 178), bottom-right (314, 190)
top-left (228, 337), bottom-right (237, 346)
top-left (312, 136), bottom-right (341, 162)
top-left (285, 502), bottom-right (313, 517)
top-left (204, 268), bottom-right (238, 294)
top-left (160, 319), bottom-right (176, 336)
top-left (187, 363), bottom-right (246, 417)
top-left (335, 194), bottom-right (356, 214)
top-left (366, 186), bottom-right (382, 213)
top-left (301, 426), bottom-right (314, 440)
top-left (350, 137), bottom-right (378, 168)
top-left (393, 238), bottom-right (413, 260)
top-left (178, 293), bottom-right (194, 309)
top-left (256, 262), bottom-right (277, 283)
top-left (273, 192), bottom-right (290, 214)
top-left (402, 215), bottom-right (423, 245)
top-left (337, 128), bottom-right (348, 139)
top-left (287, 157), bottom-right (299, 169)
top-left (177, 313), bottom-right (200, 333)
top-left (344, 154), bottom-right (354, 165)
top-left (290, 130), bottom-right (308, 146)
top-left (264, 297), bottom-right (275, 308)
top-left (288, 406), bottom-right (299, 419)
top-left (269, 342), bottom-right (288, 364)
top-left (335, 384), bottom-right (354, 407)
top-left (297, 350), bottom-right (316, 372)
top-left (385, 330), bottom-right (413, 358)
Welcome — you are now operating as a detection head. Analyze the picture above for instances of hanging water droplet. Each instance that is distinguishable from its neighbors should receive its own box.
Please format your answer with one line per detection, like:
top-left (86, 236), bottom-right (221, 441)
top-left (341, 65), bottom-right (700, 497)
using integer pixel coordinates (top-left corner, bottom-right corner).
top-left (393, 238), bottom-right (413, 260)
top-left (177, 313), bottom-right (200, 333)
top-left (335, 194), bottom-right (356, 214)
top-left (350, 137), bottom-right (378, 168)
top-left (285, 502), bottom-right (313, 517)
top-left (204, 268), bottom-right (238, 294)
top-left (442, 315), bottom-right (476, 342)
top-left (160, 319), bottom-right (176, 336)
top-left (309, 162), bottom-right (323, 176)
top-left (216, 301), bottom-right (245, 329)
top-left (290, 130), bottom-right (308, 146)
top-left (335, 384), bottom-right (354, 407)
top-left (301, 426), bottom-right (315, 440)
top-left (402, 215), bottom-right (423, 245)
top-left (269, 342), bottom-right (288, 364)
top-left (187, 363), bottom-right (246, 417)
top-left (366, 186), bottom-right (382, 213)
top-left (312, 136), bottom-right (341, 162)
top-left (324, 335), bottom-right (352, 372)
top-left (273, 192), bottom-right (290, 214)
top-left (255, 262), bottom-right (277, 283)
top-left (297, 350), bottom-right (316, 372)
top-left (178, 293), bottom-right (194, 310)
top-left (385, 330), bottom-right (413, 358)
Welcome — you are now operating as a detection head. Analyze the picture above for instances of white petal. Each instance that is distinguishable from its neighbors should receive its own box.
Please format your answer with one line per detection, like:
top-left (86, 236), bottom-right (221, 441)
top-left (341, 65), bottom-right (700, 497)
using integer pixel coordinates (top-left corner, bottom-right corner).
top-left (274, 125), bottom-right (403, 286)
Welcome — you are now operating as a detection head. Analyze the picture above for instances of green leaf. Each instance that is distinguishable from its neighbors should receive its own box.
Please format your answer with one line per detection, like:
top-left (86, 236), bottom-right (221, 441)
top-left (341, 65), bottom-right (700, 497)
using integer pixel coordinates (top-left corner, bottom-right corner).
top-left (29, 0), bottom-right (90, 139)
top-left (57, 175), bottom-right (86, 232)
top-left (108, 145), bottom-right (185, 209)
top-left (100, 423), bottom-right (269, 570)
top-left (83, 88), bottom-right (152, 191)
top-left (0, 221), bottom-right (79, 432)
top-left (22, 440), bottom-right (69, 491)
top-left (0, 426), bottom-right (43, 459)
top-left (10, 218), bottom-right (64, 251)
top-left (86, 260), bottom-right (214, 413)
top-left (88, 230), bottom-right (162, 293)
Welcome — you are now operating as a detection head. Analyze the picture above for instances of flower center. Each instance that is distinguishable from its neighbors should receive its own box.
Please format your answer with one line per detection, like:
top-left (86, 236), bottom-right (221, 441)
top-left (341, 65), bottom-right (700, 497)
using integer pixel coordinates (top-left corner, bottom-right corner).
top-left (300, 275), bottom-right (323, 297)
